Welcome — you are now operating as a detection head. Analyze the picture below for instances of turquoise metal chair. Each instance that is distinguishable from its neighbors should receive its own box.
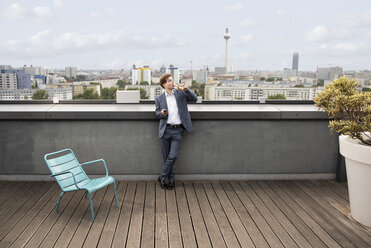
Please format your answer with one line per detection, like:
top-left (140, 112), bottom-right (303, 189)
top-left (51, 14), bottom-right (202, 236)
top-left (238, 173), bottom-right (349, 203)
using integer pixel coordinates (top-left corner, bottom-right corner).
top-left (44, 148), bottom-right (118, 221)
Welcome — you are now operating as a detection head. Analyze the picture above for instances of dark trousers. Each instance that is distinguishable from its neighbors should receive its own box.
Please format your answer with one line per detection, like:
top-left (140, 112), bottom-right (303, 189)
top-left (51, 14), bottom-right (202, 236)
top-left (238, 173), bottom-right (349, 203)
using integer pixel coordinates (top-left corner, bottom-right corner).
top-left (159, 127), bottom-right (183, 182)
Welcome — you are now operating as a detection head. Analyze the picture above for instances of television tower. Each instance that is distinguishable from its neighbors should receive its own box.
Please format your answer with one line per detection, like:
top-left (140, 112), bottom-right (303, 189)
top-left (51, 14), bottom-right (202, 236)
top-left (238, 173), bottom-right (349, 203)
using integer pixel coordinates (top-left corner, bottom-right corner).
top-left (224, 25), bottom-right (230, 72)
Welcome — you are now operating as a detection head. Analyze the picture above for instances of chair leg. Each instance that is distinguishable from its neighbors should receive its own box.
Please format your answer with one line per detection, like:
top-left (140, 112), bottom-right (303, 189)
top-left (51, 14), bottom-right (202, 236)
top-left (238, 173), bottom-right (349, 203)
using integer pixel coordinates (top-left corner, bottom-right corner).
top-left (88, 192), bottom-right (95, 221)
top-left (56, 192), bottom-right (64, 212)
top-left (113, 181), bottom-right (118, 207)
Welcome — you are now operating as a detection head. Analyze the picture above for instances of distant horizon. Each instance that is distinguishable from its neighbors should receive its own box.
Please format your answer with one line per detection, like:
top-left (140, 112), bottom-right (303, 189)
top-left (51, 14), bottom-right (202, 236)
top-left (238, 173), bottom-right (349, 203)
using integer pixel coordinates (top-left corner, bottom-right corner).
top-left (1, 0), bottom-right (370, 71)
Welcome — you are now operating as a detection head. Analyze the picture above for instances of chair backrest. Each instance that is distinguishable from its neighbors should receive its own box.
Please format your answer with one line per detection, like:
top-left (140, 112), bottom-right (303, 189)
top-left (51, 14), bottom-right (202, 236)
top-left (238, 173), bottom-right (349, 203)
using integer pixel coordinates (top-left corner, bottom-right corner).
top-left (44, 148), bottom-right (89, 191)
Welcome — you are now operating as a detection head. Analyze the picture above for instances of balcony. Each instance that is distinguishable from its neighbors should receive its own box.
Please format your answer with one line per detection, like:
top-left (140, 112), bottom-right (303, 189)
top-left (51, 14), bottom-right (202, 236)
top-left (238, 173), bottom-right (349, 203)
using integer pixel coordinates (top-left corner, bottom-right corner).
top-left (2, 102), bottom-right (369, 247)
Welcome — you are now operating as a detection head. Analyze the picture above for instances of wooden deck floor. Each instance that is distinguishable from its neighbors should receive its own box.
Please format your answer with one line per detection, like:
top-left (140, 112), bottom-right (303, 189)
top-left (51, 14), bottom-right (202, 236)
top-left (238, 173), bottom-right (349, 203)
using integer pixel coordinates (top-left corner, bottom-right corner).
top-left (0, 180), bottom-right (370, 248)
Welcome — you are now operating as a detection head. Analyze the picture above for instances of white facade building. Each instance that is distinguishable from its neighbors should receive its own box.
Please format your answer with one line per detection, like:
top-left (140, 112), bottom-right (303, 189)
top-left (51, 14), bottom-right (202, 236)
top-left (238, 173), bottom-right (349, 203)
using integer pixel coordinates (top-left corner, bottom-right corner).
top-left (126, 85), bottom-right (163, 99)
top-left (205, 85), bottom-right (323, 100)
top-left (0, 73), bottom-right (17, 90)
top-left (131, 66), bottom-right (151, 85)
top-left (166, 66), bottom-right (180, 84)
top-left (65, 67), bottom-right (77, 78)
top-left (0, 88), bottom-right (73, 100)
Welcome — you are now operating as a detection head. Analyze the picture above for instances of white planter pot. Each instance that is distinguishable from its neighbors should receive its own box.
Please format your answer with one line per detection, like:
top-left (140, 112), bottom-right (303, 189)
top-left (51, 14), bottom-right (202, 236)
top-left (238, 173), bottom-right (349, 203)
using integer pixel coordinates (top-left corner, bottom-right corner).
top-left (339, 134), bottom-right (371, 227)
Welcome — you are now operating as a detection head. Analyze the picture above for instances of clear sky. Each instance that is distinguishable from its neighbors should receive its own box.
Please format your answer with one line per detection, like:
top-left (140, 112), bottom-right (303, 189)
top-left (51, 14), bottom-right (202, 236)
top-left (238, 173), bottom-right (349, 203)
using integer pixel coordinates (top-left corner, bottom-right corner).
top-left (1, 0), bottom-right (370, 71)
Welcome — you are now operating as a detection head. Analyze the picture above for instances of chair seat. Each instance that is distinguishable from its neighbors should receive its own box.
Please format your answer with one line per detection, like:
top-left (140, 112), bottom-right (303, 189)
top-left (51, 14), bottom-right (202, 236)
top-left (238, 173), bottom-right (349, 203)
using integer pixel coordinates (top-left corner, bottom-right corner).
top-left (64, 176), bottom-right (115, 192)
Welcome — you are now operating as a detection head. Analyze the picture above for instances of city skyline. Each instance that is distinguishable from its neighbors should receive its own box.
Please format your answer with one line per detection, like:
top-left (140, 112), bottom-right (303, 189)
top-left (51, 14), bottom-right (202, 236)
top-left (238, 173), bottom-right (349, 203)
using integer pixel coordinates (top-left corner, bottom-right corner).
top-left (1, 0), bottom-right (371, 71)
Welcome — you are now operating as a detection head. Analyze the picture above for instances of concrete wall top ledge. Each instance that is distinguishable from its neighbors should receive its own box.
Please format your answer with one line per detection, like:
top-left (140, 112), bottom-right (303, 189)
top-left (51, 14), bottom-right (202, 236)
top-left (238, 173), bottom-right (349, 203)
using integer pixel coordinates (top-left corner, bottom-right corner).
top-left (0, 104), bottom-right (328, 120)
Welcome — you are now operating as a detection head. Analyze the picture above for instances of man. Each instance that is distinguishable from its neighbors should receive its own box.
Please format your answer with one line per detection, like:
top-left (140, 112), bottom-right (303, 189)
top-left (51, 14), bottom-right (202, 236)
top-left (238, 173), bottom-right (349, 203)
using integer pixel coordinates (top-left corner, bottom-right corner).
top-left (155, 73), bottom-right (198, 190)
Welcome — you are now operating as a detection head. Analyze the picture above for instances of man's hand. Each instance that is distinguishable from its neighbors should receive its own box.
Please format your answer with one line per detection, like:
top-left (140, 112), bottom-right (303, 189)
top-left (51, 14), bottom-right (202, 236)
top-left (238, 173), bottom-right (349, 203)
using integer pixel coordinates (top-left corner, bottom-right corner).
top-left (178, 83), bottom-right (187, 91)
top-left (161, 109), bottom-right (168, 116)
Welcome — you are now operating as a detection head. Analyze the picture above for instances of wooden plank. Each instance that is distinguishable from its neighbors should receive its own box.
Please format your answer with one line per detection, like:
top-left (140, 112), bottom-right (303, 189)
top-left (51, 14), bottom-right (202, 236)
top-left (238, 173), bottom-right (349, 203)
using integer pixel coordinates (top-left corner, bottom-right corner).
top-left (230, 181), bottom-right (283, 248)
top-left (98, 181), bottom-right (128, 248)
top-left (292, 181), bottom-right (371, 246)
top-left (8, 184), bottom-right (68, 248)
top-left (23, 191), bottom-right (77, 248)
top-left (239, 181), bottom-right (298, 248)
top-left (0, 181), bottom-right (7, 191)
top-left (155, 180), bottom-right (169, 248)
top-left (66, 186), bottom-right (108, 248)
top-left (0, 182), bottom-right (52, 240)
top-left (305, 181), bottom-right (350, 216)
top-left (202, 182), bottom-right (240, 248)
top-left (37, 190), bottom-right (87, 248)
top-left (166, 184), bottom-right (183, 248)
top-left (258, 181), bottom-right (327, 248)
top-left (140, 181), bottom-right (156, 248)
top-left (193, 182), bottom-right (226, 248)
top-left (0, 182), bottom-right (26, 206)
top-left (317, 180), bottom-right (349, 202)
top-left (83, 184), bottom-right (117, 247)
top-left (111, 181), bottom-right (136, 248)
top-left (0, 183), bottom-right (58, 247)
top-left (220, 182), bottom-right (270, 248)
top-left (310, 180), bottom-right (350, 210)
top-left (184, 181), bottom-right (212, 248)
top-left (53, 190), bottom-right (97, 248)
top-left (126, 182), bottom-right (146, 248)
top-left (249, 181), bottom-right (313, 248)
top-left (0, 182), bottom-right (44, 227)
top-left (0, 182), bottom-right (39, 218)
top-left (277, 181), bottom-right (355, 248)
top-left (212, 182), bottom-right (255, 247)
top-left (268, 181), bottom-right (341, 248)
top-left (174, 181), bottom-right (197, 248)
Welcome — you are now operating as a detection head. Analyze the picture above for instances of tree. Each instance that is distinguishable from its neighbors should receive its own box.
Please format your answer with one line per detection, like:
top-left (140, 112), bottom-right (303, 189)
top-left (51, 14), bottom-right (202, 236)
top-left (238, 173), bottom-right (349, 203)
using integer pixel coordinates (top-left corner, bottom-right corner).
top-left (267, 94), bottom-right (286, 100)
top-left (76, 75), bottom-right (87, 81)
top-left (294, 84), bottom-right (304, 88)
top-left (32, 81), bottom-right (38, 89)
top-left (32, 90), bottom-right (49, 99)
top-left (189, 82), bottom-right (205, 99)
top-left (126, 88), bottom-right (148, 99)
top-left (362, 87), bottom-right (371, 92)
top-left (101, 87), bottom-right (117, 99)
top-left (116, 79), bottom-right (127, 89)
top-left (24, 95), bottom-right (28, 100)
top-left (90, 82), bottom-right (102, 90)
top-left (140, 81), bottom-right (149, 85)
top-left (266, 77), bottom-right (275, 82)
top-left (82, 88), bottom-right (99, 99)
top-left (317, 79), bottom-right (324, 86)
top-left (260, 77), bottom-right (265, 81)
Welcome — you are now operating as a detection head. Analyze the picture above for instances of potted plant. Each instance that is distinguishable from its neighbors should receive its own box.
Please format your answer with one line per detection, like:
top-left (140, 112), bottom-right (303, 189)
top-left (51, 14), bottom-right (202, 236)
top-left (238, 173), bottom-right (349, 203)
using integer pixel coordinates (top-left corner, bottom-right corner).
top-left (314, 76), bottom-right (371, 227)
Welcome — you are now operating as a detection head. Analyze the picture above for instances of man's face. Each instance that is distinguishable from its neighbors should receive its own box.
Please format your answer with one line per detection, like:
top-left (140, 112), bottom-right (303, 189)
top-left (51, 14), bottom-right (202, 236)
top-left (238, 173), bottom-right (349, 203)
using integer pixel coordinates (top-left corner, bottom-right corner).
top-left (164, 77), bottom-right (174, 90)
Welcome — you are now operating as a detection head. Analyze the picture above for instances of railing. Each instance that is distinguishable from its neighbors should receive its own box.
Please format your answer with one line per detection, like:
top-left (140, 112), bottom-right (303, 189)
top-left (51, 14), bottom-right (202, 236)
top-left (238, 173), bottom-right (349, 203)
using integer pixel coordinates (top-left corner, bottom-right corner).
top-left (0, 102), bottom-right (346, 181)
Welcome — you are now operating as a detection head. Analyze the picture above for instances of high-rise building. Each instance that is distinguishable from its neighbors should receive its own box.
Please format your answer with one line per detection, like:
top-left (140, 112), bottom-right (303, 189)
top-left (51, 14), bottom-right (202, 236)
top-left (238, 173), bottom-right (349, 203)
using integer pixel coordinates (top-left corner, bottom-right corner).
top-left (193, 70), bottom-right (207, 83)
top-left (0, 65), bottom-right (12, 70)
top-left (318, 66), bottom-right (343, 80)
top-left (65, 67), bottom-right (77, 78)
top-left (131, 66), bottom-right (151, 85)
top-left (292, 53), bottom-right (299, 72)
top-left (0, 73), bottom-right (17, 90)
top-left (283, 68), bottom-right (298, 79)
top-left (160, 65), bottom-right (166, 75)
top-left (166, 64), bottom-right (180, 84)
top-left (0, 69), bottom-right (31, 89)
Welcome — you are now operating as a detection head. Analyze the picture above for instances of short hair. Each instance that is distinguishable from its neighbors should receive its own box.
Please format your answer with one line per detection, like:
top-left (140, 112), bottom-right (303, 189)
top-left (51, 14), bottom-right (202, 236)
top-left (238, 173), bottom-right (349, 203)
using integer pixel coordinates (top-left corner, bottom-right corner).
top-left (160, 73), bottom-right (172, 88)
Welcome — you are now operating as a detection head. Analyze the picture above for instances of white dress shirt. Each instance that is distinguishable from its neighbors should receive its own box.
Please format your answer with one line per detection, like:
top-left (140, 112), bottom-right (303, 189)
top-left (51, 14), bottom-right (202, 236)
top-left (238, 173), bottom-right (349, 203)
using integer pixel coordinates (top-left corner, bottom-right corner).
top-left (165, 90), bottom-right (182, 124)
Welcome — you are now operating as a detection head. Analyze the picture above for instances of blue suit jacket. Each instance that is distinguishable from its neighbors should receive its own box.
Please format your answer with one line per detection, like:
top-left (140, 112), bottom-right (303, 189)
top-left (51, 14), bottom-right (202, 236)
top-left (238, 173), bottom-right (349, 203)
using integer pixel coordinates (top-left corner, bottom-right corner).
top-left (155, 89), bottom-right (198, 138)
